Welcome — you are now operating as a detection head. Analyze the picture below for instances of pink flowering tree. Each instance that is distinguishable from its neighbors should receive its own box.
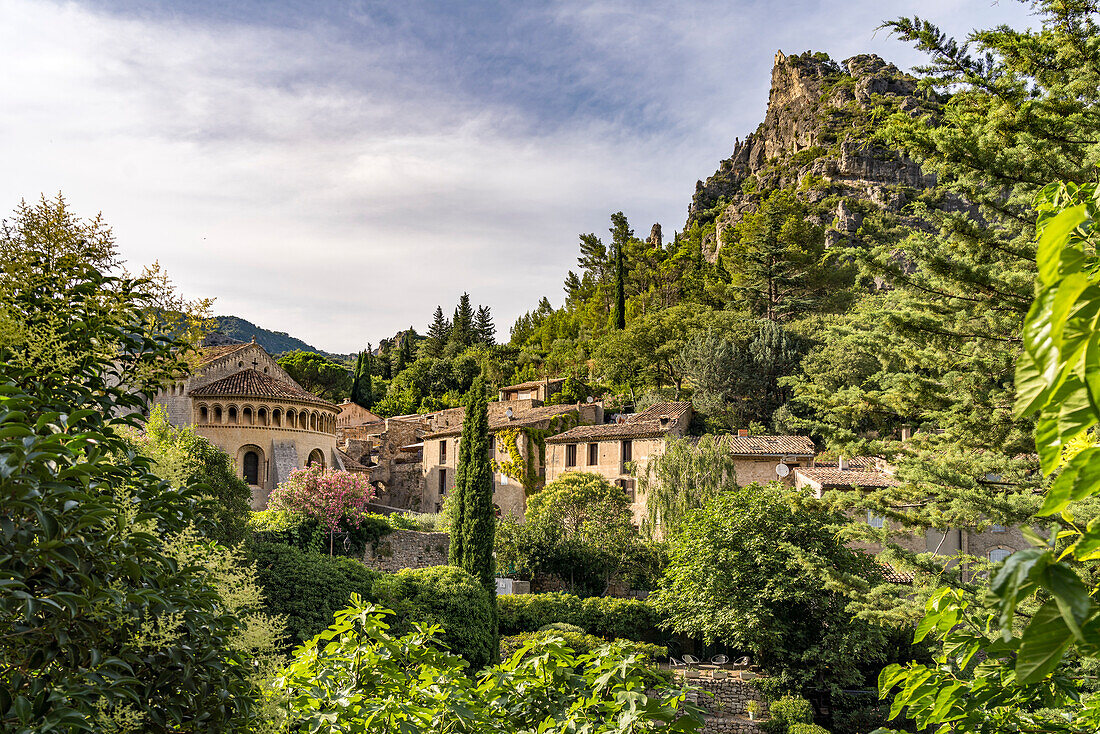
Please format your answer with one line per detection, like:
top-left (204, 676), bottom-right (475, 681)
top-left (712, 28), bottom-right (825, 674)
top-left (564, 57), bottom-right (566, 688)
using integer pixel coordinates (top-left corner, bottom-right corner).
top-left (268, 464), bottom-right (376, 555)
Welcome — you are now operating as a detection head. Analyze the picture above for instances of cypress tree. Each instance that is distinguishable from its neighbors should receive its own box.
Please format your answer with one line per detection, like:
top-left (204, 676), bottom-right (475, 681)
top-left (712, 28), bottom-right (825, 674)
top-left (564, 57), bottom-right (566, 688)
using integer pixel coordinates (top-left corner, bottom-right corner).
top-left (449, 377), bottom-right (498, 660)
top-left (359, 343), bottom-right (374, 408)
top-left (614, 239), bottom-right (626, 330)
top-left (350, 351), bottom-right (364, 406)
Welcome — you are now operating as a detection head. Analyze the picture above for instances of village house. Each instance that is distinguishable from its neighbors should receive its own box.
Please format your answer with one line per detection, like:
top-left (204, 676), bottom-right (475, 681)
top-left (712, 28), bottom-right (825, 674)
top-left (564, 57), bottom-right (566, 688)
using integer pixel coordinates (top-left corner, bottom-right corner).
top-left (422, 400), bottom-right (602, 518)
top-left (545, 402), bottom-right (692, 526)
top-left (714, 432), bottom-right (816, 485)
top-left (152, 339), bottom-right (360, 509)
top-left (336, 400), bottom-right (384, 431)
top-left (793, 458), bottom-right (1024, 581)
top-left (498, 377), bottom-right (566, 403)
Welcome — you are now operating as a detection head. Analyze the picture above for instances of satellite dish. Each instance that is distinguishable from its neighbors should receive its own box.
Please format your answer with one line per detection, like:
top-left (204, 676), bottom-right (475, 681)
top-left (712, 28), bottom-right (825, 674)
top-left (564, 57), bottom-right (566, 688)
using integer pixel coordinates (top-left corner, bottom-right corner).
top-left (586, 396), bottom-right (594, 403)
top-left (775, 463), bottom-right (790, 478)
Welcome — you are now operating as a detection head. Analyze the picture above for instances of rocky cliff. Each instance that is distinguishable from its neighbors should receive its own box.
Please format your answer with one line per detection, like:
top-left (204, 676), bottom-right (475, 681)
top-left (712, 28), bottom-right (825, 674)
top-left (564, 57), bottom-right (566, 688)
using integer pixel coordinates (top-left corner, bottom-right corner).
top-left (688, 50), bottom-right (942, 262)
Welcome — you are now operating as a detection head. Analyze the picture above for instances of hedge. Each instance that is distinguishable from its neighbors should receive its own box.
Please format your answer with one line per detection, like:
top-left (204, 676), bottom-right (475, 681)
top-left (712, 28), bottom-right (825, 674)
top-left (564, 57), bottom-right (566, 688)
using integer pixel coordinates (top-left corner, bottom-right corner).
top-left (372, 565), bottom-right (495, 670)
top-left (498, 592), bottom-right (662, 642)
top-left (248, 541), bottom-right (493, 668)
top-left (249, 540), bottom-right (379, 644)
top-left (787, 725), bottom-right (830, 734)
top-left (249, 509), bottom-right (393, 557)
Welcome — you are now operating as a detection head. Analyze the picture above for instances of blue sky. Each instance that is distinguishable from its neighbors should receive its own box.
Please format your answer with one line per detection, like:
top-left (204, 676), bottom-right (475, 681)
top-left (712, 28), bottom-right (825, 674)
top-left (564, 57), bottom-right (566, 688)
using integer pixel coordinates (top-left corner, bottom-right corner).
top-left (0, 0), bottom-right (1036, 352)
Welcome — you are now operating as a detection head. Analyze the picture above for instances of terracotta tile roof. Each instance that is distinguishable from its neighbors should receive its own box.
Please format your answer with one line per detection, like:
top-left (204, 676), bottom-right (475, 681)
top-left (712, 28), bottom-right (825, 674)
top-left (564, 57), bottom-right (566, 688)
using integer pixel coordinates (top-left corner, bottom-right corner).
top-left (190, 369), bottom-right (334, 407)
top-left (716, 434), bottom-right (816, 456)
top-left (880, 563), bottom-right (915, 584)
top-left (547, 420), bottom-right (671, 443)
top-left (794, 466), bottom-right (899, 488)
top-left (424, 403), bottom-right (582, 439)
top-left (197, 342), bottom-right (251, 366)
top-left (500, 377), bottom-right (567, 391)
top-left (632, 401), bottom-right (692, 422)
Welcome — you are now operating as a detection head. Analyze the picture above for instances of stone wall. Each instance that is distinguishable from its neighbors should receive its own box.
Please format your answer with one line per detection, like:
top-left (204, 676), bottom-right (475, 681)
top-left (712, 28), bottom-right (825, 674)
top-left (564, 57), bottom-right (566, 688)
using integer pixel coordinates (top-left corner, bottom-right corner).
top-left (677, 676), bottom-right (768, 734)
top-left (362, 529), bottom-right (449, 573)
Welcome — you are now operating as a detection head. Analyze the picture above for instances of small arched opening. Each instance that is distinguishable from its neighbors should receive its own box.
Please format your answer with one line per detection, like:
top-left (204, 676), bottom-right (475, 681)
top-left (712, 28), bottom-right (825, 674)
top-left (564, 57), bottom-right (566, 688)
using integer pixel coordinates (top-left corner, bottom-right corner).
top-left (228, 406), bottom-right (238, 424)
top-left (307, 449), bottom-right (325, 468)
top-left (258, 407), bottom-right (268, 426)
top-left (199, 405), bottom-right (208, 423)
top-left (299, 412), bottom-right (309, 430)
top-left (272, 408), bottom-right (282, 427)
top-left (243, 406), bottom-right (253, 425)
top-left (213, 405), bottom-right (223, 423)
top-left (310, 413), bottom-right (317, 431)
top-left (243, 450), bottom-right (260, 485)
top-left (286, 409), bottom-right (296, 428)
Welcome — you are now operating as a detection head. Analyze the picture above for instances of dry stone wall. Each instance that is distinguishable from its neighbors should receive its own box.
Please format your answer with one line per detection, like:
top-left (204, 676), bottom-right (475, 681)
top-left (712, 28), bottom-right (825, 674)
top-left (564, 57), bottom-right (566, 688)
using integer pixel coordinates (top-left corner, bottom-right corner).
top-left (362, 529), bottom-right (449, 573)
top-left (677, 676), bottom-right (768, 734)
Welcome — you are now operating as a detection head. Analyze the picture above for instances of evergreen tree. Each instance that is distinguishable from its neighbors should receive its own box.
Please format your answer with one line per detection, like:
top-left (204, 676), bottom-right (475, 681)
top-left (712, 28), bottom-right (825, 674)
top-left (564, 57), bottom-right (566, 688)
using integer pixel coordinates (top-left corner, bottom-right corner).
top-left (350, 351), bottom-right (364, 406)
top-left (449, 293), bottom-right (476, 352)
top-left (393, 337), bottom-right (406, 375)
top-left (425, 306), bottom-right (451, 358)
top-left (474, 305), bottom-right (496, 345)
top-left (612, 213), bottom-right (628, 330)
top-left (355, 343), bottom-right (374, 408)
top-left (401, 328), bottom-right (414, 367)
top-left (458, 377), bottom-right (498, 661)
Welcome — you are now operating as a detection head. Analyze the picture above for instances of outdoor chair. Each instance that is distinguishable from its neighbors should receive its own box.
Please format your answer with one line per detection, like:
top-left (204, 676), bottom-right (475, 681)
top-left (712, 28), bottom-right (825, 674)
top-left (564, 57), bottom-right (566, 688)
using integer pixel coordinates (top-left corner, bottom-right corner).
top-left (668, 657), bottom-right (686, 670)
top-left (710, 654), bottom-right (729, 666)
top-left (731, 655), bottom-right (750, 670)
top-left (682, 654), bottom-right (701, 668)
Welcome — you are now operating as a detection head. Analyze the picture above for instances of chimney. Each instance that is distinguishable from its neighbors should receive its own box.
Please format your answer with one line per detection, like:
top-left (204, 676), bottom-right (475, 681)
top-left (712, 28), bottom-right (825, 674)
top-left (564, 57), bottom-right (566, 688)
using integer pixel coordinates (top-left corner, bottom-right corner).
top-left (838, 455), bottom-right (849, 471)
top-left (738, 429), bottom-right (749, 437)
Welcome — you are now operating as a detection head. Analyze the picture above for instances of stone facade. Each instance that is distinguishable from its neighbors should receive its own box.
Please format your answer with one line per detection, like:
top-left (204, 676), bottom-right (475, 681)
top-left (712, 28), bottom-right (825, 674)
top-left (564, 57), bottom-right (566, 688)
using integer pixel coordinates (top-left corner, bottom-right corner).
top-left (422, 402), bottom-right (602, 519)
top-left (498, 378), bottom-right (566, 403)
top-left (362, 529), bottom-right (450, 573)
top-left (152, 340), bottom-right (341, 509)
top-left (336, 401), bottom-right (383, 429)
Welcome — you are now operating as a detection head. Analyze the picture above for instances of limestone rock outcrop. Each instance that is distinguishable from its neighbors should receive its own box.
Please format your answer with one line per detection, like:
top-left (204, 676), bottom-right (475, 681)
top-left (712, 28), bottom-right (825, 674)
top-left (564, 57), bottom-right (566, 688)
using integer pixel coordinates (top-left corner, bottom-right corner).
top-left (687, 50), bottom-right (939, 262)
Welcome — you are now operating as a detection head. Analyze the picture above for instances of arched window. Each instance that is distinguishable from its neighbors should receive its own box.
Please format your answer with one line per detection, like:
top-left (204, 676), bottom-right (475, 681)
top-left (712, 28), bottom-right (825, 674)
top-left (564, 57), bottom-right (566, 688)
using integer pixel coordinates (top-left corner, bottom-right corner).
top-left (310, 413), bottom-right (317, 431)
top-left (243, 451), bottom-right (260, 485)
top-left (273, 409), bottom-right (282, 427)
top-left (300, 412), bottom-right (308, 430)
top-left (258, 407), bottom-right (268, 426)
top-left (307, 449), bottom-right (325, 468)
top-left (286, 409), bottom-right (296, 428)
top-left (989, 548), bottom-right (1014, 563)
top-left (214, 405), bottom-right (223, 423)
top-left (199, 405), bottom-right (208, 423)
top-left (866, 511), bottom-right (885, 529)
top-left (243, 407), bottom-right (253, 425)
top-left (228, 406), bottom-right (238, 424)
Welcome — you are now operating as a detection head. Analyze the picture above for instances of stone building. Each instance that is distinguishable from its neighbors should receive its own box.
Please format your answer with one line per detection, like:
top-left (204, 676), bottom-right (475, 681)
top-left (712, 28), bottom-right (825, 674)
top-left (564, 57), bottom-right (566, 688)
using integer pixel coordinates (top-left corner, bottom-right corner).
top-left (152, 339), bottom-right (348, 509)
top-left (339, 415), bottom-right (430, 510)
top-left (498, 377), bottom-right (566, 403)
top-left (336, 400), bottom-right (384, 431)
top-left (422, 401), bottom-right (602, 518)
top-left (545, 402), bottom-right (693, 526)
top-left (793, 458), bottom-right (1026, 581)
top-left (714, 432), bottom-right (816, 486)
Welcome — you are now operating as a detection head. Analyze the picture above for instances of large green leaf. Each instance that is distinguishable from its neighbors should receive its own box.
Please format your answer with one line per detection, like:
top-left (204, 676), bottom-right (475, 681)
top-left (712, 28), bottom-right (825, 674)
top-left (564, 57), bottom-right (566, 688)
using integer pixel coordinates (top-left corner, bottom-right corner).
top-left (1036, 205), bottom-right (1088, 284)
top-left (1039, 563), bottom-right (1093, 640)
top-left (1040, 447), bottom-right (1100, 516)
top-left (1016, 601), bottom-right (1073, 684)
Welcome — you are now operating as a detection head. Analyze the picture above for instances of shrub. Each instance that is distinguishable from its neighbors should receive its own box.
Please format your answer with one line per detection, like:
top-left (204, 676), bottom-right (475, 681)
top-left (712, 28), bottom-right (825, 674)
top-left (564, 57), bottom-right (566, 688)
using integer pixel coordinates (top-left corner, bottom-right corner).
top-left (267, 464), bottom-right (376, 553)
top-left (788, 725), bottom-right (830, 734)
top-left (248, 540), bottom-right (379, 644)
top-left (274, 598), bottom-right (703, 732)
top-left (539, 622), bottom-right (586, 634)
top-left (249, 509), bottom-right (393, 557)
top-left (501, 630), bottom-right (665, 663)
top-left (371, 565), bottom-right (494, 670)
top-left (762, 696), bottom-right (815, 734)
top-left (498, 592), bottom-right (662, 641)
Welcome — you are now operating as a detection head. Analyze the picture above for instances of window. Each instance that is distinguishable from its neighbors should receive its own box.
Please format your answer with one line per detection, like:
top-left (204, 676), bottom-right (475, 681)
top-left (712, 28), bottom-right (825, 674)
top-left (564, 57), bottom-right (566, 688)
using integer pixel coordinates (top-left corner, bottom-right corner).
top-left (487, 435), bottom-right (495, 456)
top-left (989, 548), bottom-right (1013, 563)
top-left (991, 524), bottom-right (1006, 533)
top-left (243, 451), bottom-right (259, 485)
top-left (617, 478), bottom-right (636, 502)
top-left (439, 469), bottom-right (447, 496)
top-left (565, 444), bottom-right (577, 467)
top-left (588, 442), bottom-right (598, 466)
top-left (867, 511), bottom-right (885, 528)
top-left (440, 439), bottom-right (447, 463)
top-left (621, 440), bottom-right (632, 463)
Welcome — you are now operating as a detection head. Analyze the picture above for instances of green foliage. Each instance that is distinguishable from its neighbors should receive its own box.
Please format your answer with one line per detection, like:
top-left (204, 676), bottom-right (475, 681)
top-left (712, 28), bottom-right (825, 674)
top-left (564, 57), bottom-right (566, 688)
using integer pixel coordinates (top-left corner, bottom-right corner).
top-left (497, 592), bottom-right (662, 642)
top-left (248, 508), bottom-right (393, 557)
top-left (876, 181), bottom-right (1100, 730)
top-left (0, 202), bottom-right (259, 731)
top-left (277, 349), bottom-right (352, 400)
top-left (500, 630), bottom-right (666, 668)
top-left (274, 597), bottom-right (703, 733)
top-left (248, 539), bottom-right (379, 645)
top-left (786, 725), bottom-right (829, 734)
top-left (125, 405), bottom-right (252, 546)
top-left (638, 435), bottom-right (739, 537)
top-left (372, 566), bottom-right (495, 669)
top-left (768, 696), bottom-right (814, 728)
top-left (496, 472), bottom-right (652, 596)
top-left (650, 485), bottom-right (889, 693)
top-left (539, 622), bottom-right (587, 635)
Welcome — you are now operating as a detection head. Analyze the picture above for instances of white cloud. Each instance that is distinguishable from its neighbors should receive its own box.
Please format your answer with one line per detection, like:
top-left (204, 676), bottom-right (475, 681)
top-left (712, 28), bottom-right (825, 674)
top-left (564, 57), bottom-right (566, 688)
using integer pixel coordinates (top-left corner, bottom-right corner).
top-left (0, 0), bottom-right (1036, 352)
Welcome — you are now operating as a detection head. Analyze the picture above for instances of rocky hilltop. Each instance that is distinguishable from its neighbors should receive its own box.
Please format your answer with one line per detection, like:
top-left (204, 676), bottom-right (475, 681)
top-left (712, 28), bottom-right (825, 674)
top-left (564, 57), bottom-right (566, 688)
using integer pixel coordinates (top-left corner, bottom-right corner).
top-left (688, 50), bottom-right (942, 262)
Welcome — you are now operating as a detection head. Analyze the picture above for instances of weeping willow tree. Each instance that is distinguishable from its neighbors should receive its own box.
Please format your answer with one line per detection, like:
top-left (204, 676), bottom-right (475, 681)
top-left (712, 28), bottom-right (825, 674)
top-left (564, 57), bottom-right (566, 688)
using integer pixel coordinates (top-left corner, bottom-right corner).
top-left (638, 435), bottom-right (738, 538)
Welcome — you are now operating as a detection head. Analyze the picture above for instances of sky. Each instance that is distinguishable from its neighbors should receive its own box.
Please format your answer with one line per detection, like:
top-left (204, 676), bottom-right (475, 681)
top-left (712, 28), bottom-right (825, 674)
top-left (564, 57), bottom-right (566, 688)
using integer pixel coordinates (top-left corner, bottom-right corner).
top-left (0, 0), bottom-right (1037, 353)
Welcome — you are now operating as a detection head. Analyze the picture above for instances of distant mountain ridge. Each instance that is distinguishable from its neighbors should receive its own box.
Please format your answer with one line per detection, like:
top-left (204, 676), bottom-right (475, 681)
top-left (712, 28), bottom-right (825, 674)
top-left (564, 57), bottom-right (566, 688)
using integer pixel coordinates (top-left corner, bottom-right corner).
top-left (211, 315), bottom-right (352, 361)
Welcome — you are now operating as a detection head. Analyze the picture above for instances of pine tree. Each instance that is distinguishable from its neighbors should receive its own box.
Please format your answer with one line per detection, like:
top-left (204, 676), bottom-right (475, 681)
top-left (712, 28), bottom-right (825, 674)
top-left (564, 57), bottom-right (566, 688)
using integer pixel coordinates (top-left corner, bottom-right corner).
top-left (451, 377), bottom-right (498, 661)
top-left (425, 306), bottom-right (450, 358)
top-left (474, 305), bottom-right (496, 346)
top-left (449, 293), bottom-right (475, 352)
